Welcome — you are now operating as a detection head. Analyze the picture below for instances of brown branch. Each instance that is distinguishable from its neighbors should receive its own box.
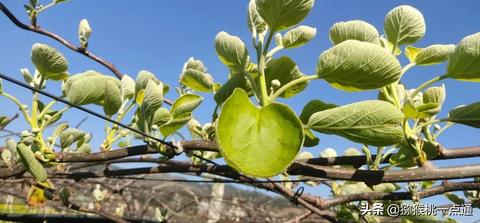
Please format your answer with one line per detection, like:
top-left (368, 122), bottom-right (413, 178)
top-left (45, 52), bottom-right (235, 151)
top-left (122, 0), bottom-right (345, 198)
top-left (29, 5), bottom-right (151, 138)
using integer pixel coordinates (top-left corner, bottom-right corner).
top-left (0, 2), bottom-right (123, 79)
top-left (54, 140), bottom-right (218, 163)
top-left (323, 181), bottom-right (480, 208)
top-left (285, 210), bottom-right (313, 223)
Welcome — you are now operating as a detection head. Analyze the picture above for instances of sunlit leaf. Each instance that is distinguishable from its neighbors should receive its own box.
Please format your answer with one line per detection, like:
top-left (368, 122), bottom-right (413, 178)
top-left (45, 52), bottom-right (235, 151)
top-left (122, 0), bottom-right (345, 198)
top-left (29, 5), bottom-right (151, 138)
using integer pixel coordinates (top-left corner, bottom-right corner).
top-left (415, 44), bottom-right (455, 66)
top-left (264, 56), bottom-right (308, 98)
top-left (216, 88), bottom-right (303, 177)
top-left (214, 32), bottom-right (249, 72)
top-left (255, 0), bottom-right (314, 31)
top-left (307, 100), bottom-right (404, 146)
top-left (282, 25), bottom-right (317, 49)
top-left (446, 102), bottom-right (480, 128)
top-left (446, 32), bottom-right (480, 82)
top-left (329, 20), bottom-right (380, 45)
top-left (17, 143), bottom-right (47, 183)
top-left (247, 0), bottom-right (267, 33)
top-left (317, 40), bottom-right (402, 91)
top-left (31, 43), bottom-right (69, 80)
top-left (141, 80), bottom-right (164, 118)
top-left (384, 5), bottom-right (426, 46)
top-left (170, 94), bottom-right (203, 118)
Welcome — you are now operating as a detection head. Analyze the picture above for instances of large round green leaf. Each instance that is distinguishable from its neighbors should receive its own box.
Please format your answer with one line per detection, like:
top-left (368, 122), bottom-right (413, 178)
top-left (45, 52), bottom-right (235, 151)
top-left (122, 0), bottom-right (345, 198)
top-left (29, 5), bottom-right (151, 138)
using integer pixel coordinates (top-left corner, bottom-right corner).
top-left (317, 40), bottom-right (402, 91)
top-left (446, 32), bottom-right (480, 82)
top-left (216, 88), bottom-right (304, 177)
top-left (384, 5), bottom-right (425, 46)
top-left (255, 0), bottom-right (314, 32)
top-left (329, 20), bottom-right (380, 45)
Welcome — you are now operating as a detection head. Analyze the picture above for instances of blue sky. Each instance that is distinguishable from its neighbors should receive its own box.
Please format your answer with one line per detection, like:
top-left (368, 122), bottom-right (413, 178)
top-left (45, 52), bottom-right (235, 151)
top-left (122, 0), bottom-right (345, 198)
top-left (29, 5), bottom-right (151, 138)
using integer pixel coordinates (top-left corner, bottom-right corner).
top-left (1, 0), bottom-right (479, 220)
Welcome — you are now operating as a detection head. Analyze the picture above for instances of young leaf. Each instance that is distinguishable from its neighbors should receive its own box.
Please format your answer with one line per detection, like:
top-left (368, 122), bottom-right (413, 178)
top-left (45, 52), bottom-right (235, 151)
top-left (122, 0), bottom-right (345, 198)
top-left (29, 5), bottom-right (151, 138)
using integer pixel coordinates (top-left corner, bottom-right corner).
top-left (423, 85), bottom-right (446, 105)
top-left (299, 99), bottom-right (337, 124)
top-left (59, 128), bottom-right (90, 149)
top-left (214, 73), bottom-right (248, 104)
top-left (141, 80), bottom-right (164, 118)
top-left (405, 45), bottom-right (422, 63)
top-left (20, 68), bottom-right (34, 85)
top-left (182, 57), bottom-right (207, 73)
top-left (255, 0), bottom-right (314, 32)
top-left (17, 143), bottom-right (47, 183)
top-left (103, 80), bottom-right (122, 116)
top-left (247, 0), bottom-right (267, 33)
top-left (282, 25), bottom-right (317, 49)
top-left (78, 19), bottom-right (92, 47)
top-left (264, 56), bottom-right (308, 98)
top-left (31, 43), bottom-right (69, 80)
top-left (179, 69), bottom-right (219, 93)
top-left (64, 70), bottom-right (120, 105)
top-left (390, 140), bottom-right (439, 168)
top-left (170, 94), bottom-right (203, 118)
top-left (214, 32), bottom-right (249, 72)
top-left (415, 44), bottom-right (455, 66)
top-left (446, 32), bottom-right (480, 82)
top-left (329, 20), bottom-right (380, 45)
top-left (446, 102), bottom-right (480, 128)
top-left (159, 113), bottom-right (192, 137)
top-left (317, 40), bottom-right (402, 91)
top-left (384, 5), bottom-right (426, 46)
top-left (216, 88), bottom-right (304, 177)
top-left (445, 193), bottom-right (466, 205)
top-left (121, 74), bottom-right (135, 100)
top-left (152, 107), bottom-right (171, 126)
top-left (307, 100), bottom-right (404, 146)
top-left (303, 129), bottom-right (319, 147)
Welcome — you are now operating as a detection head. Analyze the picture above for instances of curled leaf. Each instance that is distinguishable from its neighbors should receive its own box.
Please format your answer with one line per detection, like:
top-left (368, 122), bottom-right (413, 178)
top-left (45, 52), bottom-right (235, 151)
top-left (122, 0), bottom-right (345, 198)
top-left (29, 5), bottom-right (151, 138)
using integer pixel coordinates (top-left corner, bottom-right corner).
top-left (255, 0), bottom-right (314, 32)
top-left (329, 20), bottom-right (380, 45)
top-left (317, 40), bottom-right (402, 91)
top-left (31, 43), bottom-right (69, 80)
top-left (282, 25), bottom-right (317, 49)
top-left (447, 32), bottom-right (480, 82)
top-left (214, 32), bottom-right (249, 72)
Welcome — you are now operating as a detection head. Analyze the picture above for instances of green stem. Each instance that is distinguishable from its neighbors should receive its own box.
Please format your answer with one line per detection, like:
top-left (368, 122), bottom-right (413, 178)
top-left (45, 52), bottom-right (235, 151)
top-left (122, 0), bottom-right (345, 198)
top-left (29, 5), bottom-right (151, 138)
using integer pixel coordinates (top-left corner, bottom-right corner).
top-left (242, 71), bottom-right (261, 102)
top-left (361, 145), bottom-right (372, 167)
top-left (2, 93), bottom-right (31, 123)
top-left (373, 147), bottom-right (385, 170)
top-left (39, 107), bottom-right (69, 132)
top-left (401, 63), bottom-right (415, 75)
top-left (415, 119), bottom-right (442, 131)
top-left (257, 31), bottom-right (275, 106)
top-left (434, 122), bottom-right (454, 140)
top-left (269, 75), bottom-right (318, 102)
top-left (38, 100), bottom-right (56, 119)
top-left (36, 2), bottom-right (56, 13)
top-left (411, 75), bottom-right (448, 98)
top-left (266, 46), bottom-right (283, 58)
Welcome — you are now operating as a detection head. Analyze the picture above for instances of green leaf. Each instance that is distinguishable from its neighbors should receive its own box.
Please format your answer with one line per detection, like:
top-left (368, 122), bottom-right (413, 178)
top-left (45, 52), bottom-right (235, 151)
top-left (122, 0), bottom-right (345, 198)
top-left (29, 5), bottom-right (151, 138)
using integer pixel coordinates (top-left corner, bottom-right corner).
top-left (59, 128), bottom-right (90, 149)
top-left (403, 85), bottom-right (445, 119)
top-left (373, 183), bottom-right (398, 193)
top-left (390, 140), bottom-right (439, 168)
top-left (446, 102), bottom-right (480, 128)
top-left (384, 5), bottom-right (426, 46)
top-left (182, 57), bottom-right (207, 73)
top-left (170, 94), bottom-right (203, 118)
top-left (31, 43), bottom-right (69, 80)
top-left (159, 113), bottom-right (192, 137)
top-left (415, 44), bottom-right (455, 66)
top-left (255, 0), bottom-right (314, 32)
top-left (282, 25), bottom-right (316, 49)
top-left (141, 80), bottom-right (164, 118)
top-left (299, 99), bottom-right (337, 124)
top-left (216, 88), bottom-right (303, 177)
top-left (329, 20), bottom-right (380, 45)
top-left (317, 40), bottom-right (402, 91)
top-left (446, 32), bottom-right (480, 82)
top-left (17, 143), bottom-right (47, 183)
top-left (152, 107), bottom-right (171, 126)
top-left (214, 32), bottom-right (249, 72)
top-left (247, 0), bottom-right (267, 33)
top-left (135, 70), bottom-right (169, 97)
top-left (0, 116), bottom-right (9, 128)
top-left (423, 85), bottom-right (446, 105)
top-left (121, 74), bottom-right (135, 100)
top-left (405, 45), bottom-right (422, 63)
top-left (63, 70), bottom-right (120, 105)
top-left (307, 100), bottom-right (404, 146)
top-left (6, 138), bottom-right (18, 155)
top-left (380, 37), bottom-right (402, 56)
top-left (303, 129), bottom-right (319, 147)
top-left (214, 74), bottom-right (248, 104)
top-left (180, 69), bottom-right (219, 93)
top-left (103, 80), bottom-right (122, 116)
top-left (0, 78), bottom-right (3, 94)
top-left (264, 56), bottom-right (308, 98)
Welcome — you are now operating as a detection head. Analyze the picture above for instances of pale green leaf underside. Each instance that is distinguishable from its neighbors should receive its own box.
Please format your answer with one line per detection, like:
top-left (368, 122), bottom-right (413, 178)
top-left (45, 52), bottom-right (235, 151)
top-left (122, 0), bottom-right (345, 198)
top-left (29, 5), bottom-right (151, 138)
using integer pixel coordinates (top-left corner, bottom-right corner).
top-left (282, 25), bottom-right (317, 49)
top-left (264, 56), bottom-right (308, 98)
top-left (329, 20), bottom-right (380, 45)
top-left (384, 5), bottom-right (426, 46)
top-left (170, 94), bottom-right (203, 118)
top-left (214, 31), bottom-right (249, 72)
top-left (317, 40), bottom-right (402, 91)
top-left (31, 43), bottom-right (69, 80)
top-left (180, 69), bottom-right (218, 93)
top-left (447, 32), bottom-right (480, 82)
top-left (141, 81), bottom-right (164, 118)
top-left (255, 0), bottom-right (314, 32)
top-left (447, 102), bottom-right (480, 128)
top-left (415, 44), bottom-right (455, 65)
top-left (307, 100), bottom-right (404, 146)
top-left (216, 88), bottom-right (304, 177)
top-left (64, 70), bottom-right (120, 106)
